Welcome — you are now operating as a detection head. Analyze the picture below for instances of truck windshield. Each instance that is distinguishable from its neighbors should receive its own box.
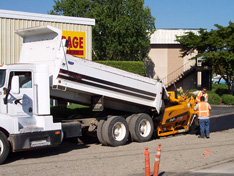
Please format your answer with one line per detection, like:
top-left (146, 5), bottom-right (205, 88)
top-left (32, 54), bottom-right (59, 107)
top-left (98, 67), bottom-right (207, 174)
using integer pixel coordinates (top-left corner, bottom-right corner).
top-left (0, 70), bottom-right (6, 88)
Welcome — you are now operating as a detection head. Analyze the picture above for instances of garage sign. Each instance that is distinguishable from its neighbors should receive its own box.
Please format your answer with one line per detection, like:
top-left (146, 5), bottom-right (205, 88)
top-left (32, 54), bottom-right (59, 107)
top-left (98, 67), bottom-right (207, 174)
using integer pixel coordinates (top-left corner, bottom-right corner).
top-left (62, 31), bottom-right (85, 58)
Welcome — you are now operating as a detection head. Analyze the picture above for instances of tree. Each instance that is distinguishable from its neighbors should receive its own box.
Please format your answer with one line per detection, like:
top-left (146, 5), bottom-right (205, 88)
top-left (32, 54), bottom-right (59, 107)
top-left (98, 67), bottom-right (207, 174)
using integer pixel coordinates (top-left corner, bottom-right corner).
top-left (176, 21), bottom-right (234, 93)
top-left (49, 0), bottom-right (155, 61)
top-left (48, 0), bottom-right (92, 17)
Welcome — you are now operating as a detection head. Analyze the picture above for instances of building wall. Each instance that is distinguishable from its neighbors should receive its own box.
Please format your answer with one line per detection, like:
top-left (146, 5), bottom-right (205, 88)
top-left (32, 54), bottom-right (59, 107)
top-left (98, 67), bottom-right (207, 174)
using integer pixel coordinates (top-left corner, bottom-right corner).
top-left (148, 44), bottom-right (168, 80)
top-left (0, 11), bottom-right (94, 64)
top-left (149, 44), bottom-right (186, 84)
top-left (149, 29), bottom-right (199, 90)
top-left (149, 44), bottom-right (197, 89)
top-left (167, 45), bottom-right (183, 76)
top-left (167, 72), bottom-right (195, 92)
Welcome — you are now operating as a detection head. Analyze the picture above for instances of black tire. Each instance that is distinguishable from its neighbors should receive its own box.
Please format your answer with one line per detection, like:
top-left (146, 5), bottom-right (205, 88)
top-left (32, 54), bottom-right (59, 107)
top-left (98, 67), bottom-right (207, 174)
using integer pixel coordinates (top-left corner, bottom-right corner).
top-left (97, 120), bottom-right (108, 146)
top-left (0, 131), bottom-right (10, 165)
top-left (126, 114), bottom-right (137, 141)
top-left (126, 114), bottom-right (136, 124)
top-left (102, 116), bottom-right (129, 147)
top-left (129, 113), bottom-right (154, 142)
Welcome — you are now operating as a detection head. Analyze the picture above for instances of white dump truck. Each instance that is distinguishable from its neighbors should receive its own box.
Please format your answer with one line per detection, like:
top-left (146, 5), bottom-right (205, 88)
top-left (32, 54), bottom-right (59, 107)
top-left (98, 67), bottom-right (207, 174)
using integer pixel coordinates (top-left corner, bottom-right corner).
top-left (0, 25), bottom-right (198, 164)
top-left (0, 25), bottom-right (169, 164)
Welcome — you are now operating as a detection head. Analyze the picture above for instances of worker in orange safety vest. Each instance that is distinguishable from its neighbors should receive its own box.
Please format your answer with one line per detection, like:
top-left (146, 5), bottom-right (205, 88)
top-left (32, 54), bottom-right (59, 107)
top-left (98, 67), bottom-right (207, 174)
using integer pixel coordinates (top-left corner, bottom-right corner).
top-left (189, 88), bottom-right (208, 103)
top-left (194, 96), bottom-right (211, 138)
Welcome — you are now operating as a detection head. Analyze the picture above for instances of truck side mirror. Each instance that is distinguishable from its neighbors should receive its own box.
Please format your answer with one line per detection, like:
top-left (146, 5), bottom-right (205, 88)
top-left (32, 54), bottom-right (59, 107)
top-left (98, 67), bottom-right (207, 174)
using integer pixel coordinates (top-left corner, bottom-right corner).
top-left (65, 40), bottom-right (69, 48)
top-left (61, 39), bottom-right (69, 48)
top-left (11, 76), bottom-right (20, 94)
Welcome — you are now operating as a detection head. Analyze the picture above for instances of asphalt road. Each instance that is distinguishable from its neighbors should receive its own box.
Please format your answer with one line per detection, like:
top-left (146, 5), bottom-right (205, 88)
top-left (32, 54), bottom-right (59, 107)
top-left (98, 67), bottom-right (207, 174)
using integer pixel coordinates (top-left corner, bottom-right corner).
top-left (1, 105), bottom-right (234, 176)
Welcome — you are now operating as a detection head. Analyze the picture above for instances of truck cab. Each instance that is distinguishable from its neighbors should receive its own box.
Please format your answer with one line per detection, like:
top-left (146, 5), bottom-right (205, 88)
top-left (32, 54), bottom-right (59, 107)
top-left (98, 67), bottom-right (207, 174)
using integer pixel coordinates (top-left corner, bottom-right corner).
top-left (0, 64), bottom-right (63, 164)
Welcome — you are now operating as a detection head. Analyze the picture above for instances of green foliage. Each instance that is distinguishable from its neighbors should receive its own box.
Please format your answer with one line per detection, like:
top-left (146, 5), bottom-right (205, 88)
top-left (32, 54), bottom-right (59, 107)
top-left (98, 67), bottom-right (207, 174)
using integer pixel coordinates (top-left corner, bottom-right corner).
top-left (213, 84), bottom-right (228, 90)
top-left (221, 94), bottom-right (234, 105)
top-left (176, 22), bottom-right (234, 93)
top-left (211, 84), bottom-right (223, 92)
top-left (96, 61), bottom-right (146, 76)
top-left (91, 0), bottom-right (155, 61)
top-left (48, 0), bottom-right (92, 17)
top-left (206, 90), bottom-right (214, 95)
top-left (67, 103), bottom-right (89, 109)
top-left (215, 85), bottom-right (229, 96)
top-left (212, 84), bottom-right (229, 98)
top-left (177, 90), bottom-right (183, 95)
top-left (185, 89), bottom-right (197, 98)
top-left (208, 92), bottom-right (221, 105)
top-left (49, 0), bottom-right (155, 61)
top-left (51, 104), bottom-right (92, 118)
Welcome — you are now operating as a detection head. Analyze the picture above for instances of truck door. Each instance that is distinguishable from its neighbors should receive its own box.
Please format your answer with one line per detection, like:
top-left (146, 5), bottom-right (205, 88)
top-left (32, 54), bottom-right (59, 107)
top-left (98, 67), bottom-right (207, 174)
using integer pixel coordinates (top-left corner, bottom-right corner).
top-left (7, 71), bottom-right (33, 116)
top-left (0, 69), bottom-right (6, 114)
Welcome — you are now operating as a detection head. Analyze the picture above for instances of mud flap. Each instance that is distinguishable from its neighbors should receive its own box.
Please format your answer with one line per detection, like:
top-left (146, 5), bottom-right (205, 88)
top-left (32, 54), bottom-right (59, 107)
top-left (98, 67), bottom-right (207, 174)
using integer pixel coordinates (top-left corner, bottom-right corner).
top-left (62, 121), bottom-right (82, 138)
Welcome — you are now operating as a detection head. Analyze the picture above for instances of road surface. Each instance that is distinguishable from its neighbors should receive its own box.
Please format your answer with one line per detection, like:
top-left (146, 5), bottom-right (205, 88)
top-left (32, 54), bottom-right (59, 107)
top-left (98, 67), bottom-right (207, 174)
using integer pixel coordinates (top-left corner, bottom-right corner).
top-left (1, 105), bottom-right (234, 176)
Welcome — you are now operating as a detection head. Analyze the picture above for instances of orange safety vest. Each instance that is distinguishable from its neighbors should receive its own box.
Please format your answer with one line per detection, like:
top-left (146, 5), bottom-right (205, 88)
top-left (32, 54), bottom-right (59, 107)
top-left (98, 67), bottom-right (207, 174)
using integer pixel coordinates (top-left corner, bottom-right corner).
top-left (197, 102), bottom-right (210, 117)
top-left (195, 91), bottom-right (208, 103)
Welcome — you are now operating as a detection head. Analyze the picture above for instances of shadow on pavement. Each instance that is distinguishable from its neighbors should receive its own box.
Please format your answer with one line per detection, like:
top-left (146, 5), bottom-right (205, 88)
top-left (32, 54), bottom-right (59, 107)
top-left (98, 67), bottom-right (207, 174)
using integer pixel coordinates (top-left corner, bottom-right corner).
top-left (159, 171), bottom-right (166, 175)
top-left (4, 140), bottom-right (90, 164)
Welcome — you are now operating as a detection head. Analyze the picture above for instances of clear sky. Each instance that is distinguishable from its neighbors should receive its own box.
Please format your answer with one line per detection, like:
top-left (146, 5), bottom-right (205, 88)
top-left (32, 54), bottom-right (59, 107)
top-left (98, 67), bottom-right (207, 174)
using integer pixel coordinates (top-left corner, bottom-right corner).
top-left (1, 0), bottom-right (234, 31)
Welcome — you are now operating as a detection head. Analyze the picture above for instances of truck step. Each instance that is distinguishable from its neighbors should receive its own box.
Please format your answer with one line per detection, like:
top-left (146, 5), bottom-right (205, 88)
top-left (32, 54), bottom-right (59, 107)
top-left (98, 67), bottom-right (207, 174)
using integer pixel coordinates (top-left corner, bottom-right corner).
top-left (19, 126), bottom-right (44, 133)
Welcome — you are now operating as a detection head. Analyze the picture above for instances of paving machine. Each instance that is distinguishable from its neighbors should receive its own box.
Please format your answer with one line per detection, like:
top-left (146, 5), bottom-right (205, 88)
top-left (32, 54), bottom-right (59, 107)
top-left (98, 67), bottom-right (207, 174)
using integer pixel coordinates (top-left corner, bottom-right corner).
top-left (157, 92), bottom-right (198, 137)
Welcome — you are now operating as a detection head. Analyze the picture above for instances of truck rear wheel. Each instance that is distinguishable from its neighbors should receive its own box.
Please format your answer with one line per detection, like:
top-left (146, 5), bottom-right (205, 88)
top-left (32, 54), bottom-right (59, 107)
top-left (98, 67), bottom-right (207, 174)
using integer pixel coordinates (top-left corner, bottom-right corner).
top-left (0, 131), bottom-right (10, 164)
top-left (102, 116), bottom-right (129, 147)
top-left (97, 120), bottom-right (108, 146)
top-left (129, 113), bottom-right (153, 142)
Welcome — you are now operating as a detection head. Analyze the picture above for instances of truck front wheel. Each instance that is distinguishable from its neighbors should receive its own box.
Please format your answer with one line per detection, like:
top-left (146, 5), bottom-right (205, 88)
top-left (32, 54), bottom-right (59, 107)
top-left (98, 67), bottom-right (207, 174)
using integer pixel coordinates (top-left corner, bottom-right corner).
top-left (102, 116), bottom-right (129, 147)
top-left (0, 131), bottom-right (10, 164)
top-left (129, 113), bottom-right (153, 142)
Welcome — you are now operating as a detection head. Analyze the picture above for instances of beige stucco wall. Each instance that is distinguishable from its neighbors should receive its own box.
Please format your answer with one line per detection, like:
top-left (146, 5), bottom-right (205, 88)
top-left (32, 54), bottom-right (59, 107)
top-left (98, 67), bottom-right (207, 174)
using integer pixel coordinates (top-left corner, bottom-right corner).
top-left (0, 18), bottom-right (93, 64)
top-left (167, 45), bottom-right (183, 75)
top-left (149, 29), bottom-right (200, 89)
top-left (148, 45), bottom-right (168, 80)
top-left (149, 44), bottom-right (184, 83)
top-left (148, 44), bottom-right (196, 87)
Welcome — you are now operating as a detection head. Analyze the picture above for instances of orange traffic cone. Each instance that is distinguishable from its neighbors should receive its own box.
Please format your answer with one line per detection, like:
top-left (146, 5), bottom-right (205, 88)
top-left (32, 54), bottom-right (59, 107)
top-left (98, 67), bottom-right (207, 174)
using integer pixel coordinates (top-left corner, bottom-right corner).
top-left (144, 147), bottom-right (150, 176)
top-left (153, 144), bottom-right (161, 176)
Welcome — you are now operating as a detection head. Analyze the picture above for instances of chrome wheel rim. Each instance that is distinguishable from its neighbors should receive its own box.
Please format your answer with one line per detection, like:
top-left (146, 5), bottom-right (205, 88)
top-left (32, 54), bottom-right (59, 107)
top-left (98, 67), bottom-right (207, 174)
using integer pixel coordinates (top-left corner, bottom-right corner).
top-left (0, 139), bottom-right (3, 155)
top-left (138, 119), bottom-right (151, 137)
top-left (112, 122), bottom-right (126, 141)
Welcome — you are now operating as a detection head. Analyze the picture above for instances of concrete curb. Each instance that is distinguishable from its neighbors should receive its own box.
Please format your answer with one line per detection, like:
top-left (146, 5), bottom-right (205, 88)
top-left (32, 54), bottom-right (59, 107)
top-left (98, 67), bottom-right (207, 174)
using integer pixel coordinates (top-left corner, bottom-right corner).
top-left (211, 105), bottom-right (234, 107)
top-left (211, 112), bottom-right (234, 118)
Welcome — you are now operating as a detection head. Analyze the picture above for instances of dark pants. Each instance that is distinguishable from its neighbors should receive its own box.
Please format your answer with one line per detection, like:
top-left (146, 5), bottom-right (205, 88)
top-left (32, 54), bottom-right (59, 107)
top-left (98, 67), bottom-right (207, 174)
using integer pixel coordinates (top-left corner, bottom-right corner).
top-left (199, 119), bottom-right (210, 137)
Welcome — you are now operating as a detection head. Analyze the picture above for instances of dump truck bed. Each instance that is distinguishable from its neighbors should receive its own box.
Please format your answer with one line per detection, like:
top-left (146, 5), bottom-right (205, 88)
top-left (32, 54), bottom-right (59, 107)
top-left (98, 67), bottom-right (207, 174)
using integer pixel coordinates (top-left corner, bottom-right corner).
top-left (53, 54), bottom-right (164, 112)
top-left (17, 25), bottom-right (166, 113)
